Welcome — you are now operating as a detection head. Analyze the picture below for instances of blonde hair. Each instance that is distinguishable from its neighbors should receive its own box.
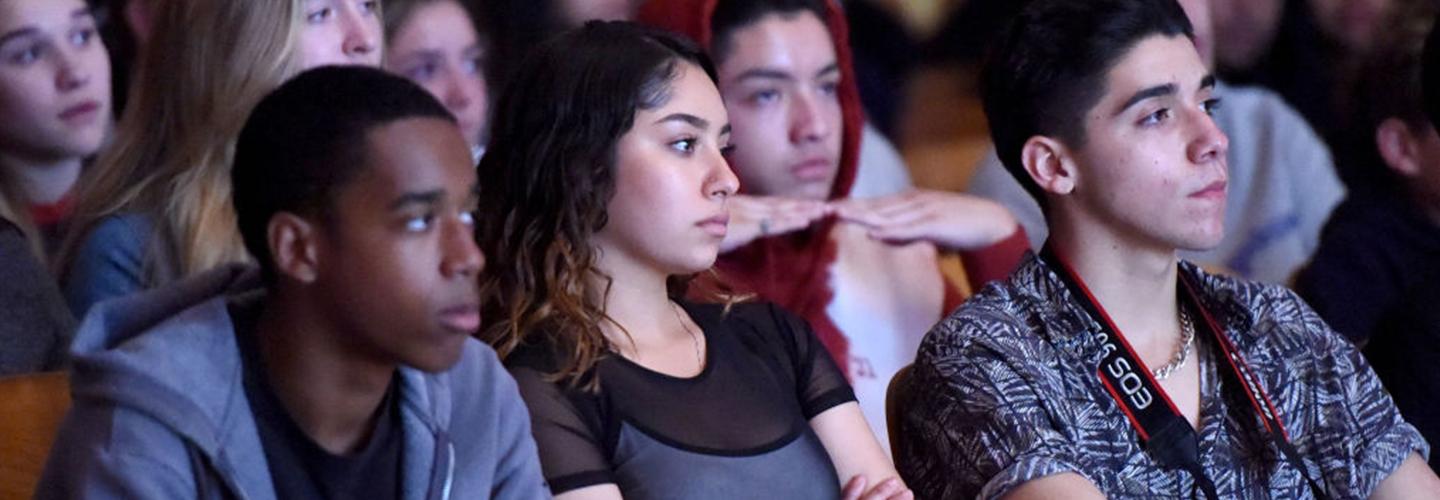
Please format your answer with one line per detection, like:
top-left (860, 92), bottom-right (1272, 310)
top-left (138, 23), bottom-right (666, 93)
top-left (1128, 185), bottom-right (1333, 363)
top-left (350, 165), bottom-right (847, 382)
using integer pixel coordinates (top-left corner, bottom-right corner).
top-left (58, 0), bottom-right (303, 281)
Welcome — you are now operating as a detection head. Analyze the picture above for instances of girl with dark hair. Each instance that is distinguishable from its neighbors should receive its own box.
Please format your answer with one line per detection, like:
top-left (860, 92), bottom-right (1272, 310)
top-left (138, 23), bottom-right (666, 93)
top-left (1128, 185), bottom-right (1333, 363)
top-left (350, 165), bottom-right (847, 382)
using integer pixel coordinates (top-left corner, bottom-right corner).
top-left (478, 20), bottom-right (909, 500)
top-left (638, 0), bottom-right (1027, 454)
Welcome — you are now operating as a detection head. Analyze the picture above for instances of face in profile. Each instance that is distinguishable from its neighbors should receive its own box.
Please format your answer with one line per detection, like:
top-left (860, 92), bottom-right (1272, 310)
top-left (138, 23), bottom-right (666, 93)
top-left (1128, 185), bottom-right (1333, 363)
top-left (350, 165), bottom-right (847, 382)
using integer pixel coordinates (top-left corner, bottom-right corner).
top-left (298, 0), bottom-right (383, 70)
top-left (1062, 34), bottom-right (1229, 252)
top-left (593, 61), bottom-right (739, 277)
top-left (312, 117), bottom-right (484, 373)
top-left (0, 0), bottom-right (111, 163)
top-left (715, 11), bottom-right (842, 201)
top-left (386, 0), bottom-right (488, 148)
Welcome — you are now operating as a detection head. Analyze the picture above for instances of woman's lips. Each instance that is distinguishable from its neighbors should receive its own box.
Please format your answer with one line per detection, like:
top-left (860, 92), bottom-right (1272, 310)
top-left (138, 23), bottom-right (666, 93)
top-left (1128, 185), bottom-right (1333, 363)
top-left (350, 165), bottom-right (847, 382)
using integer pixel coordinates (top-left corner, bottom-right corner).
top-left (58, 100), bottom-right (101, 124)
top-left (697, 214), bottom-right (729, 238)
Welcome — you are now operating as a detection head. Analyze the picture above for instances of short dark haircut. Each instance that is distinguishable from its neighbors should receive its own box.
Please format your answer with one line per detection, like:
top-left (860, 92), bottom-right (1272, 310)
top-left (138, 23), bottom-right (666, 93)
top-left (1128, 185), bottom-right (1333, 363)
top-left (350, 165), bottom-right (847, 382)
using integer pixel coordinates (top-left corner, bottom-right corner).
top-left (1425, 18), bottom-right (1440, 128)
top-left (232, 66), bottom-right (455, 282)
top-left (710, 0), bottom-right (828, 62)
top-left (982, 0), bottom-right (1193, 209)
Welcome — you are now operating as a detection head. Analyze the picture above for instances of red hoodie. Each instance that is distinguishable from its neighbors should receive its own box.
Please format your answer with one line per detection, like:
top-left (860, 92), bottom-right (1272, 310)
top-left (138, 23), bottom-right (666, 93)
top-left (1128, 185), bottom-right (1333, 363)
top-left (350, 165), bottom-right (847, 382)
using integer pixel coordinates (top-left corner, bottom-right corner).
top-left (638, 0), bottom-right (1026, 376)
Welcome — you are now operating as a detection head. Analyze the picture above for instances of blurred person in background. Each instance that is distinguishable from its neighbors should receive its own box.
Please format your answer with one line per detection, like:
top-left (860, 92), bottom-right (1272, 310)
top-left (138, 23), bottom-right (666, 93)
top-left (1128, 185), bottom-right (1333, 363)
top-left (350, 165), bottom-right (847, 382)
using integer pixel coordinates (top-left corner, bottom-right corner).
top-left (0, 0), bottom-right (112, 260)
top-left (57, 0), bottom-right (382, 317)
top-left (1296, 10), bottom-right (1440, 470)
top-left (384, 0), bottom-right (490, 160)
top-left (1297, 0), bottom-right (1440, 346)
top-left (1213, 0), bottom-right (1417, 191)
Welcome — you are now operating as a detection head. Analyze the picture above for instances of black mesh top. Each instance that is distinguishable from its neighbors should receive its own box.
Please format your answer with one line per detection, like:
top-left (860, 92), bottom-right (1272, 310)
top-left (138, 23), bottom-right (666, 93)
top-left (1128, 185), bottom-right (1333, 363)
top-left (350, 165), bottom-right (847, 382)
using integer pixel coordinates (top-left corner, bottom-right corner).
top-left (507, 301), bottom-right (855, 499)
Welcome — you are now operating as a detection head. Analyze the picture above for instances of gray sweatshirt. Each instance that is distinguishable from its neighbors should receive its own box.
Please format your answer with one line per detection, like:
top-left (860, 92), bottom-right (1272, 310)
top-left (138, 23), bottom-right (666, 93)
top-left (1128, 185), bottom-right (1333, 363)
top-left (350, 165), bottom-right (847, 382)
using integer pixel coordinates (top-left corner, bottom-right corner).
top-left (36, 265), bottom-right (550, 500)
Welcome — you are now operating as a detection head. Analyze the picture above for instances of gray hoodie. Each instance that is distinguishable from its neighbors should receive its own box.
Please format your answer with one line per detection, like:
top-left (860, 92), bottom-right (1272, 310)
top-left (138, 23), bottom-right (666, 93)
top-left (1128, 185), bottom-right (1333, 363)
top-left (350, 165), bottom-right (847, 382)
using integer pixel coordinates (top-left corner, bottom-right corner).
top-left (36, 265), bottom-right (550, 500)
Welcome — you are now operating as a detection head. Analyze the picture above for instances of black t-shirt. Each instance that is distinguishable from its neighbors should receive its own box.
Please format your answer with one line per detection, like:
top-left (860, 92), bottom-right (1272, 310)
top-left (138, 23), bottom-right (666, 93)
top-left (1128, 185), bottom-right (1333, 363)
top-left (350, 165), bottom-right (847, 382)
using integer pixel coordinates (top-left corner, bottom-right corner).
top-left (508, 301), bottom-right (855, 499)
top-left (1366, 281), bottom-right (1440, 471)
top-left (1296, 195), bottom-right (1440, 343)
top-left (231, 303), bottom-right (404, 500)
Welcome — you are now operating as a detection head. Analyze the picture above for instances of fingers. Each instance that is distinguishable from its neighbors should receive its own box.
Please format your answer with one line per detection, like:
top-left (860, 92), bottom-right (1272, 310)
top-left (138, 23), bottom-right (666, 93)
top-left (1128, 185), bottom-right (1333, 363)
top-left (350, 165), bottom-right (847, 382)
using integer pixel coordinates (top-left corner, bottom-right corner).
top-left (731, 195), bottom-right (829, 223)
top-left (841, 476), bottom-right (867, 500)
top-left (856, 477), bottom-right (907, 500)
top-left (719, 194), bottom-right (832, 253)
top-left (834, 190), bottom-right (1021, 250)
top-left (833, 191), bottom-right (935, 227)
top-left (835, 202), bottom-right (931, 230)
top-left (864, 215), bottom-right (937, 246)
top-left (832, 191), bottom-right (926, 219)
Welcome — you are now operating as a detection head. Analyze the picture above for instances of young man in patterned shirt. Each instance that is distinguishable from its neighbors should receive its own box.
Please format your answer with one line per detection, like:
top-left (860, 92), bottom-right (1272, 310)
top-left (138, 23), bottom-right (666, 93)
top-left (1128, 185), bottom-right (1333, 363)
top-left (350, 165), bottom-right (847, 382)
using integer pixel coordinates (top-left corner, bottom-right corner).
top-left (895, 0), bottom-right (1440, 498)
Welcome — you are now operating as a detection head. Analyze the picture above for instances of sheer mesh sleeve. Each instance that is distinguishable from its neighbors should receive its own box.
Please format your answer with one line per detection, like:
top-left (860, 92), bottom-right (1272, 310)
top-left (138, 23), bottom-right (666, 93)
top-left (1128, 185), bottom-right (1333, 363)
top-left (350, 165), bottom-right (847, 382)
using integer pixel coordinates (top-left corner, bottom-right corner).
top-left (506, 364), bottom-right (614, 494)
top-left (763, 303), bottom-right (855, 419)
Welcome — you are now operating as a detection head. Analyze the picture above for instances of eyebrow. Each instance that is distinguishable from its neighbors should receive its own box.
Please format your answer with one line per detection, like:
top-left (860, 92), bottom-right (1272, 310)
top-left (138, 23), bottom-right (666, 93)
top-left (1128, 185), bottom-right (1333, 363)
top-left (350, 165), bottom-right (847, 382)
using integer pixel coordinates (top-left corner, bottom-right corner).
top-left (654, 113), bottom-right (710, 131)
top-left (734, 68), bottom-right (792, 83)
top-left (1115, 74), bottom-right (1218, 115)
top-left (0, 8), bottom-right (95, 47)
top-left (733, 61), bottom-right (840, 83)
top-left (1116, 83), bottom-right (1176, 115)
top-left (814, 63), bottom-right (840, 79)
top-left (401, 49), bottom-right (444, 60)
top-left (0, 28), bottom-right (38, 48)
top-left (1198, 74), bottom-right (1216, 92)
top-left (388, 190), bottom-right (444, 211)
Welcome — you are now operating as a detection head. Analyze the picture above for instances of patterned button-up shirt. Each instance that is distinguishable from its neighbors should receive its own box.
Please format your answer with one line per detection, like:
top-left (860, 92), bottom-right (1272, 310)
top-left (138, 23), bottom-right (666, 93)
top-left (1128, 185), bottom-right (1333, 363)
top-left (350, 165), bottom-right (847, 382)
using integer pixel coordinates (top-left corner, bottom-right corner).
top-left (897, 253), bottom-right (1428, 499)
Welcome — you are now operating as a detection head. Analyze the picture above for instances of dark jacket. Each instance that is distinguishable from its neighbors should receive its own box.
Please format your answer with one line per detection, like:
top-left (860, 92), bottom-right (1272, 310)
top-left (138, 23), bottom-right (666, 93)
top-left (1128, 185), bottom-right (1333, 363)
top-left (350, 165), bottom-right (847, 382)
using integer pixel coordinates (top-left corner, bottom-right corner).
top-left (0, 216), bottom-right (74, 375)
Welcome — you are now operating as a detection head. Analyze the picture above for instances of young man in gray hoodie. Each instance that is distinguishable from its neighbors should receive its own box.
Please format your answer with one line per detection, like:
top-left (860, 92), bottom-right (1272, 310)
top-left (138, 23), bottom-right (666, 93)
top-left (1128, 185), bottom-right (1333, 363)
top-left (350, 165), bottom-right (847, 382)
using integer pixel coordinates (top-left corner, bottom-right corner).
top-left (37, 66), bottom-right (549, 500)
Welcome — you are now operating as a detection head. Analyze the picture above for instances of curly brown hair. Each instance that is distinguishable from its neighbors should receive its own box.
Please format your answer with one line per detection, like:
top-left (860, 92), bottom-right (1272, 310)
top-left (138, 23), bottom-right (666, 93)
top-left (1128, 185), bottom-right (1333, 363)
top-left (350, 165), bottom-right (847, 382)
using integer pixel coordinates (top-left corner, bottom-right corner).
top-left (476, 21), bottom-right (731, 389)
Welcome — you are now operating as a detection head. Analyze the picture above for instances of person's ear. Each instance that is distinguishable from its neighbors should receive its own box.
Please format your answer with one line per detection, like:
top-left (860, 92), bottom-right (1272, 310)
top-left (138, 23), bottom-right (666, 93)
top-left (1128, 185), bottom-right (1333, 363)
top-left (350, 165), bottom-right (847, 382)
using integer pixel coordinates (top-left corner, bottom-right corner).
top-left (1377, 118), bottom-right (1425, 179)
top-left (1020, 136), bottom-right (1078, 195)
top-left (267, 213), bottom-right (321, 284)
